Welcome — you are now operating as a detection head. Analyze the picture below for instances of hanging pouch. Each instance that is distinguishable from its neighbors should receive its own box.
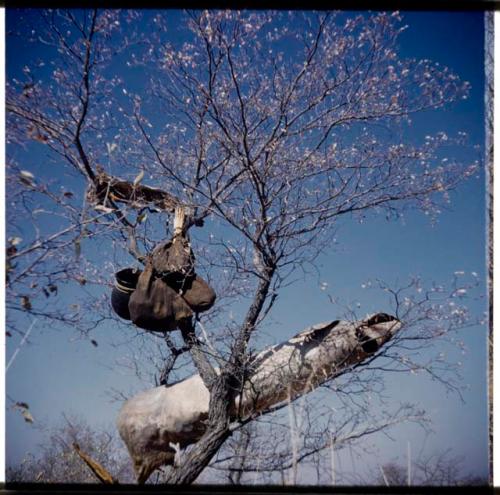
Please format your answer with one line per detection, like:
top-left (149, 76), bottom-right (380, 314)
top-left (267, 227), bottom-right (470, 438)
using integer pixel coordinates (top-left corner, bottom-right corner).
top-left (181, 274), bottom-right (216, 313)
top-left (128, 259), bottom-right (192, 332)
top-left (151, 235), bottom-right (195, 281)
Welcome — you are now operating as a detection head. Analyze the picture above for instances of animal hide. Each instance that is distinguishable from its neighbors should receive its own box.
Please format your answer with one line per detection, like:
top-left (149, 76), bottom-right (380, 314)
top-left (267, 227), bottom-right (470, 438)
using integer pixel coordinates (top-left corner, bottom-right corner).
top-left (117, 313), bottom-right (401, 482)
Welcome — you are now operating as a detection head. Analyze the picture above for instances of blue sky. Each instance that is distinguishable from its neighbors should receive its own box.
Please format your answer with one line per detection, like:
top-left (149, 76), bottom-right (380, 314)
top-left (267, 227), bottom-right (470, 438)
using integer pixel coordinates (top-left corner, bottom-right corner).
top-left (4, 9), bottom-right (488, 484)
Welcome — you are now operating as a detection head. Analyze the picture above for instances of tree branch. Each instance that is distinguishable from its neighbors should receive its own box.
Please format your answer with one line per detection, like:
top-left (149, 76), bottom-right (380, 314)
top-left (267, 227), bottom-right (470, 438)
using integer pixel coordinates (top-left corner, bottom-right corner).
top-left (72, 442), bottom-right (119, 484)
top-left (178, 318), bottom-right (217, 390)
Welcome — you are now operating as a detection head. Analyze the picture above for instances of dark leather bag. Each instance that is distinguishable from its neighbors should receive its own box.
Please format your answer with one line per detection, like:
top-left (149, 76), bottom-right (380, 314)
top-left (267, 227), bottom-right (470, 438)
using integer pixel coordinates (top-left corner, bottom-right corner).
top-left (151, 235), bottom-right (195, 279)
top-left (180, 274), bottom-right (216, 313)
top-left (128, 259), bottom-right (192, 332)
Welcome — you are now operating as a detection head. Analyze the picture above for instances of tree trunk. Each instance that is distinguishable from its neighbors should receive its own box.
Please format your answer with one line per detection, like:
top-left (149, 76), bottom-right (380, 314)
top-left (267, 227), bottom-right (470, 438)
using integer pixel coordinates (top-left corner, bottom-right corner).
top-left (163, 373), bottom-right (234, 484)
top-left (117, 313), bottom-right (400, 483)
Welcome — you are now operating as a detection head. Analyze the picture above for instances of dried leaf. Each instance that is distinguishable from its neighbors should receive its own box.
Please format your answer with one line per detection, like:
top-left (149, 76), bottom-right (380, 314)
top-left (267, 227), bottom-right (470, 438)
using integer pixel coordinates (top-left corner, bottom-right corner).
top-left (133, 170), bottom-right (144, 186)
top-left (7, 246), bottom-right (17, 256)
top-left (22, 409), bottom-right (34, 423)
top-left (63, 191), bottom-right (74, 198)
top-left (20, 177), bottom-right (34, 187)
top-left (12, 401), bottom-right (34, 423)
top-left (21, 296), bottom-right (32, 310)
top-left (20, 170), bottom-right (35, 181)
top-left (6, 260), bottom-right (16, 280)
top-left (9, 236), bottom-right (22, 246)
top-left (94, 204), bottom-right (114, 214)
top-left (77, 276), bottom-right (87, 286)
top-left (34, 133), bottom-right (48, 143)
top-left (137, 212), bottom-right (147, 224)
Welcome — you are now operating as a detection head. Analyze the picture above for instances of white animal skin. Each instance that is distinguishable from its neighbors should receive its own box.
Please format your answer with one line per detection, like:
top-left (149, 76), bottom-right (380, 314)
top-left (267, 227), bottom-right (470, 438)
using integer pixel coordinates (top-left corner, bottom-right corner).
top-left (117, 314), bottom-right (401, 482)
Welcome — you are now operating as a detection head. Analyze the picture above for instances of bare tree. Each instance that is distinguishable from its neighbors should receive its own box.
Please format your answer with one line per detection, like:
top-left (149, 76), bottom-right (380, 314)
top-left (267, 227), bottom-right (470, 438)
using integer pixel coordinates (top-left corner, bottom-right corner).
top-left (6, 9), bottom-right (482, 484)
top-left (6, 416), bottom-right (135, 484)
top-left (367, 449), bottom-right (488, 486)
